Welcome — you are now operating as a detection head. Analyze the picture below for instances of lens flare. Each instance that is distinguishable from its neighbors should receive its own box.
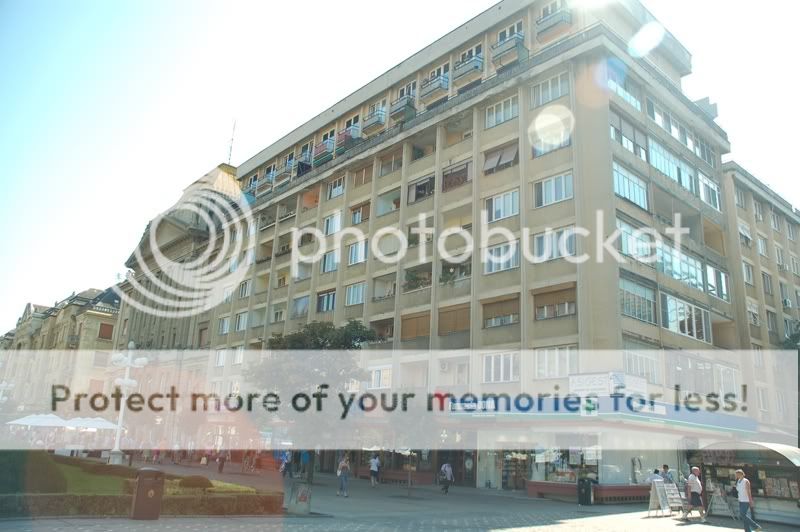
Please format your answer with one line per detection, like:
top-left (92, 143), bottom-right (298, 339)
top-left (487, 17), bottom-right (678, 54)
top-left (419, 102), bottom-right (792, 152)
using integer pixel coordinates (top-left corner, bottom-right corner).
top-left (528, 104), bottom-right (575, 152)
top-left (627, 21), bottom-right (666, 58)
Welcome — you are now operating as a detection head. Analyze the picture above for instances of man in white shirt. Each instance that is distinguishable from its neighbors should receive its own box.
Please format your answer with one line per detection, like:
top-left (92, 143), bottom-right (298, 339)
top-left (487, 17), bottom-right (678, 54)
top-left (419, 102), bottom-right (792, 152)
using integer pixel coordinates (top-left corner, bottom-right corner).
top-left (369, 454), bottom-right (381, 487)
top-left (683, 466), bottom-right (707, 522)
top-left (735, 469), bottom-right (762, 531)
top-left (644, 469), bottom-right (662, 484)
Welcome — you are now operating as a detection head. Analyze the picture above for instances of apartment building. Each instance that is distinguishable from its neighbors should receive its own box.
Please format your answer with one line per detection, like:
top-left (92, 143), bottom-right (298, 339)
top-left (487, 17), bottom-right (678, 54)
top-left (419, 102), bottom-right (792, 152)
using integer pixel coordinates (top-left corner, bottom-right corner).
top-left (0, 288), bottom-right (120, 411)
top-left (108, 0), bottom-right (798, 497)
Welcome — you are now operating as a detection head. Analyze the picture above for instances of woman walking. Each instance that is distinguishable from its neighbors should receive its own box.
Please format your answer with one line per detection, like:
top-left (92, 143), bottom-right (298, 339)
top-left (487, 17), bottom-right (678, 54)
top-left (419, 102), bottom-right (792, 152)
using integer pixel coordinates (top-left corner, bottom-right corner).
top-left (735, 469), bottom-right (762, 532)
top-left (337, 455), bottom-right (351, 497)
top-left (440, 461), bottom-right (454, 494)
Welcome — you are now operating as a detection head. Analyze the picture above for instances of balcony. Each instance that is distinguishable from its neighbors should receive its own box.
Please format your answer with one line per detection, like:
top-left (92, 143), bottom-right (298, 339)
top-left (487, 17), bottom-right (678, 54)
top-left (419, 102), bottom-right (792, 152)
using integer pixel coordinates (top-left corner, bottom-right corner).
top-left (536, 8), bottom-right (572, 39)
top-left (269, 162), bottom-right (294, 184)
top-left (362, 110), bottom-right (387, 135)
top-left (420, 75), bottom-right (449, 106)
top-left (491, 33), bottom-right (528, 68)
top-left (452, 55), bottom-right (483, 89)
top-left (295, 151), bottom-right (313, 178)
top-left (313, 138), bottom-right (335, 166)
top-left (389, 94), bottom-right (416, 122)
top-left (335, 124), bottom-right (363, 155)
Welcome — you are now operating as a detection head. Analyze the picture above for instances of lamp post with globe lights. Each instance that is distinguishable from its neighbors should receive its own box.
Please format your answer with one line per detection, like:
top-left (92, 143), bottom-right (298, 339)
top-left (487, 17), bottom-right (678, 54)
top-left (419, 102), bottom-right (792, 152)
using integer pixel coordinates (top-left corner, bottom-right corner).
top-left (109, 341), bottom-right (148, 465)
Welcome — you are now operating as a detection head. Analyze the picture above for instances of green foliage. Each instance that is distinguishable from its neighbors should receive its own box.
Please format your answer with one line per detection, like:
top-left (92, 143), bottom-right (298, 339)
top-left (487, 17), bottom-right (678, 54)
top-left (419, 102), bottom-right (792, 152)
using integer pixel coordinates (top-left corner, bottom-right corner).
top-left (267, 320), bottom-right (378, 350)
top-left (0, 452), bottom-right (67, 494)
top-left (178, 475), bottom-right (213, 489)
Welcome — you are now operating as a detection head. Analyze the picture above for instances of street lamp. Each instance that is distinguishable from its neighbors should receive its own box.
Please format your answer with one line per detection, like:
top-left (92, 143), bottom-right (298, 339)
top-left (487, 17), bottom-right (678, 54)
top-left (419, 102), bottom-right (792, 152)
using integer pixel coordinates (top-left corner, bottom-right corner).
top-left (109, 341), bottom-right (148, 465)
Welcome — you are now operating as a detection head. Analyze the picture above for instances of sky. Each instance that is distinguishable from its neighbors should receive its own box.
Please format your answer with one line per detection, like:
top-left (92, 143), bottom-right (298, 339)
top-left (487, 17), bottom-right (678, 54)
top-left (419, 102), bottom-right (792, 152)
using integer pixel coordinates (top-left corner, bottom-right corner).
top-left (0, 0), bottom-right (798, 331)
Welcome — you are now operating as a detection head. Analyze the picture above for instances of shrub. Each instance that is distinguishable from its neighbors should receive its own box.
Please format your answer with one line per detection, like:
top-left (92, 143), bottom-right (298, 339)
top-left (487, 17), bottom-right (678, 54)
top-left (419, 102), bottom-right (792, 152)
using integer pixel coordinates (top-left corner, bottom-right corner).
top-left (178, 475), bottom-right (213, 489)
top-left (0, 452), bottom-right (67, 494)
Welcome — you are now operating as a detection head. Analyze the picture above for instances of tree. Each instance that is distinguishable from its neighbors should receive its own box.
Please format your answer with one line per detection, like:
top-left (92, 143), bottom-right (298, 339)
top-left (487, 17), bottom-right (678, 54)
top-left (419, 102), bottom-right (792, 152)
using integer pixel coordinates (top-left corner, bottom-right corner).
top-left (782, 331), bottom-right (800, 445)
top-left (253, 320), bottom-right (378, 484)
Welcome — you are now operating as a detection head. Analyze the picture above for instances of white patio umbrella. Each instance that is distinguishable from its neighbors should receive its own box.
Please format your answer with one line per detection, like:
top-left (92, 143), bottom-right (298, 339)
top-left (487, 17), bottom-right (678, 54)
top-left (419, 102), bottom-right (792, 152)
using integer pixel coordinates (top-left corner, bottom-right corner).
top-left (65, 417), bottom-right (118, 430)
top-left (6, 414), bottom-right (67, 427)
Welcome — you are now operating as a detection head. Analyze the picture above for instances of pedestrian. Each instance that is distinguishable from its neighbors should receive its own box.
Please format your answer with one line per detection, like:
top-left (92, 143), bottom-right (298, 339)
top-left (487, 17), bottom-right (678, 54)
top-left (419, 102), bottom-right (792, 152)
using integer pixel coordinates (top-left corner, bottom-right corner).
top-left (217, 450), bottom-right (228, 473)
top-left (337, 455), bottom-right (351, 497)
top-left (683, 466), bottom-right (707, 522)
top-left (281, 450), bottom-right (293, 478)
top-left (369, 453), bottom-right (381, 487)
top-left (644, 469), bottom-right (662, 483)
top-left (660, 464), bottom-right (675, 484)
top-left (300, 450), bottom-right (310, 479)
top-left (440, 461), bottom-right (454, 494)
top-left (734, 469), bottom-right (762, 531)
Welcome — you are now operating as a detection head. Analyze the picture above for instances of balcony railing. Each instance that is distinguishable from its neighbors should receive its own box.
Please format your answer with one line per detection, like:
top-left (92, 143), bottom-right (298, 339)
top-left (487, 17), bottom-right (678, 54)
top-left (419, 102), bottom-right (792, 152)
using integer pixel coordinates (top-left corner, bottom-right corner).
top-left (336, 124), bottom-right (363, 155)
top-left (389, 94), bottom-right (416, 121)
top-left (362, 109), bottom-right (387, 134)
top-left (536, 8), bottom-right (572, 37)
top-left (313, 138), bottom-right (335, 166)
top-left (420, 74), bottom-right (449, 104)
top-left (453, 55), bottom-right (483, 85)
top-left (491, 33), bottom-right (527, 66)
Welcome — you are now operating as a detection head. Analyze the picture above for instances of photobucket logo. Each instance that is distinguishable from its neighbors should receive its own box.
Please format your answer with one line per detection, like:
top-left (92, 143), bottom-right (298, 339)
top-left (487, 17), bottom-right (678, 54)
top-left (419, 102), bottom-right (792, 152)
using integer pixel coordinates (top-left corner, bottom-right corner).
top-left (289, 210), bottom-right (688, 271)
top-left (114, 179), bottom-right (255, 318)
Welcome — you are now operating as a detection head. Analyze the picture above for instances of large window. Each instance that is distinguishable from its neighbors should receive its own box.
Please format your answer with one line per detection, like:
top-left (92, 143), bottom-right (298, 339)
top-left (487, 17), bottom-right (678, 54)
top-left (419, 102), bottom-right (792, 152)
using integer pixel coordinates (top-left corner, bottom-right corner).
top-left (439, 304), bottom-right (470, 335)
top-left (485, 95), bottom-right (519, 128)
top-left (317, 290), bottom-right (336, 313)
top-left (483, 298), bottom-right (520, 328)
top-left (348, 240), bottom-right (368, 265)
top-left (646, 97), bottom-right (716, 168)
top-left (534, 173), bottom-right (573, 207)
top-left (648, 138), bottom-right (697, 195)
top-left (484, 352), bottom-right (520, 383)
top-left (407, 175), bottom-right (435, 204)
top-left (486, 189), bottom-right (519, 222)
top-left (533, 226), bottom-right (576, 262)
top-left (321, 250), bottom-right (338, 273)
top-left (706, 265), bottom-right (731, 302)
top-left (345, 282), bottom-right (365, 306)
top-left (607, 60), bottom-right (641, 110)
top-left (660, 293), bottom-right (712, 343)
top-left (609, 110), bottom-right (647, 162)
top-left (698, 171), bottom-right (721, 211)
top-left (623, 338), bottom-right (661, 384)
top-left (619, 278), bottom-right (656, 324)
top-left (531, 72), bottom-right (569, 108)
top-left (616, 218), bottom-right (653, 263)
top-left (655, 240), bottom-right (704, 291)
top-left (484, 241), bottom-right (520, 273)
top-left (323, 212), bottom-right (341, 235)
top-left (401, 312), bottom-right (430, 340)
top-left (535, 346), bottom-right (577, 379)
top-left (613, 162), bottom-right (648, 210)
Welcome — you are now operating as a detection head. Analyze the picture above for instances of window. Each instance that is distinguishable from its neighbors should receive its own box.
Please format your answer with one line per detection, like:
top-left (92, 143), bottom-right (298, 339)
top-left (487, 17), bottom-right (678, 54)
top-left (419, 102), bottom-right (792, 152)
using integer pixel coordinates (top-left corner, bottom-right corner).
top-left (401, 312), bottom-right (431, 340)
top-left (607, 60), bottom-right (641, 110)
top-left (532, 127), bottom-right (570, 157)
top-left (439, 304), bottom-right (470, 335)
top-left (784, 317), bottom-right (795, 339)
top-left (442, 160), bottom-right (473, 191)
top-left (98, 323), bottom-right (114, 340)
top-left (486, 189), bottom-right (519, 222)
top-left (483, 298), bottom-right (520, 328)
top-left (738, 220), bottom-right (752, 242)
top-left (535, 299), bottom-right (576, 320)
top-left (706, 265), bottom-right (730, 302)
top-left (379, 152), bottom-right (402, 176)
top-left (218, 317), bottom-right (230, 335)
top-left (484, 241), bottom-right (520, 273)
top-left (609, 109), bottom-right (647, 162)
top-left (747, 301), bottom-right (761, 326)
top-left (745, 264), bottom-right (756, 289)
top-left (228, 256), bottom-right (238, 273)
top-left (221, 285), bottom-right (232, 303)
top-left (317, 290), bottom-right (336, 313)
top-left (348, 240), bottom-right (368, 265)
top-left (483, 144), bottom-right (519, 175)
top-left (497, 20), bottom-right (523, 43)
top-left (535, 173), bottom-right (573, 207)
top-left (351, 202), bottom-right (370, 225)
top-left (619, 278), bottom-right (656, 324)
top-left (776, 246), bottom-right (785, 267)
top-left (757, 235), bottom-right (768, 256)
top-left (752, 344), bottom-right (764, 367)
top-left (428, 61), bottom-right (449, 80)
top-left (484, 352), bottom-right (520, 383)
top-left (485, 95), bottom-right (519, 128)
top-left (215, 350), bottom-right (226, 367)
top-left (327, 176), bottom-right (344, 199)
top-left (235, 311), bottom-right (248, 331)
top-left (238, 280), bottom-right (251, 299)
top-left (788, 223), bottom-right (796, 241)
top-left (398, 80), bottom-right (416, 99)
top-left (791, 255), bottom-right (800, 276)
top-left (613, 162), bottom-right (648, 210)
top-left (646, 98), bottom-right (716, 167)
top-left (660, 293), bottom-right (712, 343)
top-left (716, 365), bottom-right (739, 397)
top-left (766, 311), bottom-right (777, 333)
top-left (735, 187), bottom-right (746, 208)
top-left (771, 212), bottom-right (782, 232)
top-left (407, 175), bottom-right (435, 204)
top-left (292, 295), bottom-right (309, 318)
top-left (345, 282), bottom-right (366, 306)
top-left (655, 240), bottom-right (704, 291)
top-left (321, 250), bottom-right (339, 273)
top-left (535, 346), bottom-right (577, 379)
top-left (616, 217), bottom-right (653, 263)
top-left (623, 339), bottom-right (661, 384)
top-left (533, 226), bottom-right (576, 262)
top-left (531, 72), bottom-right (569, 108)
top-left (353, 165), bottom-right (373, 188)
top-left (780, 282), bottom-right (791, 301)
top-left (762, 272), bottom-right (773, 296)
top-left (698, 171), bottom-right (721, 211)
top-left (369, 367), bottom-right (392, 389)
top-left (648, 138), bottom-right (697, 195)
top-left (233, 346), bottom-right (244, 365)
top-left (376, 188), bottom-right (401, 215)
top-left (323, 212), bottom-right (341, 235)
top-left (459, 43), bottom-right (482, 63)
top-left (754, 201), bottom-right (764, 221)
top-left (271, 305), bottom-right (284, 323)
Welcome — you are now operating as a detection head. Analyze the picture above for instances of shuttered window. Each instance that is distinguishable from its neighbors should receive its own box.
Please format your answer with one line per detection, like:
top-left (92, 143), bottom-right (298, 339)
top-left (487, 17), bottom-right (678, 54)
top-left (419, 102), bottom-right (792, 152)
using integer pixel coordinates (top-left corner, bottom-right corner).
top-left (98, 323), bottom-right (114, 340)
top-left (401, 312), bottom-right (431, 340)
top-left (483, 297), bottom-right (520, 328)
top-left (438, 304), bottom-right (470, 335)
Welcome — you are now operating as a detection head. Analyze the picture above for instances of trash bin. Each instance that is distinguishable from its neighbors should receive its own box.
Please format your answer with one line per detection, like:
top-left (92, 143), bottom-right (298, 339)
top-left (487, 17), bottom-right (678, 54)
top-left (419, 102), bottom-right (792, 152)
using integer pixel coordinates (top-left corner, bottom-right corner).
top-left (577, 478), bottom-right (594, 506)
top-left (131, 468), bottom-right (164, 520)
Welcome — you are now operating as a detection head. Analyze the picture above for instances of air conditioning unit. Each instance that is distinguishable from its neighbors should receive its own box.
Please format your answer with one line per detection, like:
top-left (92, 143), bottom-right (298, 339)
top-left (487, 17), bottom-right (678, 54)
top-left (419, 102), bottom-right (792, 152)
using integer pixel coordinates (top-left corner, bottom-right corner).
top-left (440, 361), bottom-right (450, 372)
top-left (783, 298), bottom-right (793, 309)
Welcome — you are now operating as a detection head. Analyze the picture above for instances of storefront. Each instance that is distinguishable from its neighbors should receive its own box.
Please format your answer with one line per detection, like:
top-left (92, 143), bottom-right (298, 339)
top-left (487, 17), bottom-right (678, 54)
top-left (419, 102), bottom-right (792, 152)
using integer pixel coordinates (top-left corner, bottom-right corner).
top-left (694, 441), bottom-right (800, 526)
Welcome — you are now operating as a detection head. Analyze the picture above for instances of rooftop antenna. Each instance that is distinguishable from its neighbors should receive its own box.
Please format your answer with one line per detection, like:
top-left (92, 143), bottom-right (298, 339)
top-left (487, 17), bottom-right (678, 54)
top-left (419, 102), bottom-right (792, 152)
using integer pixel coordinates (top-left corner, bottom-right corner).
top-left (227, 119), bottom-right (237, 165)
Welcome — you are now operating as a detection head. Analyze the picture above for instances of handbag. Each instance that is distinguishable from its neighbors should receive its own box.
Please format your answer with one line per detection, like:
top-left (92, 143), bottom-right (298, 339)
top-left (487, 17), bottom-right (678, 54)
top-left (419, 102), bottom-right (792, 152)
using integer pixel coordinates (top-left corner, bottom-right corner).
top-left (336, 469), bottom-right (341, 477)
